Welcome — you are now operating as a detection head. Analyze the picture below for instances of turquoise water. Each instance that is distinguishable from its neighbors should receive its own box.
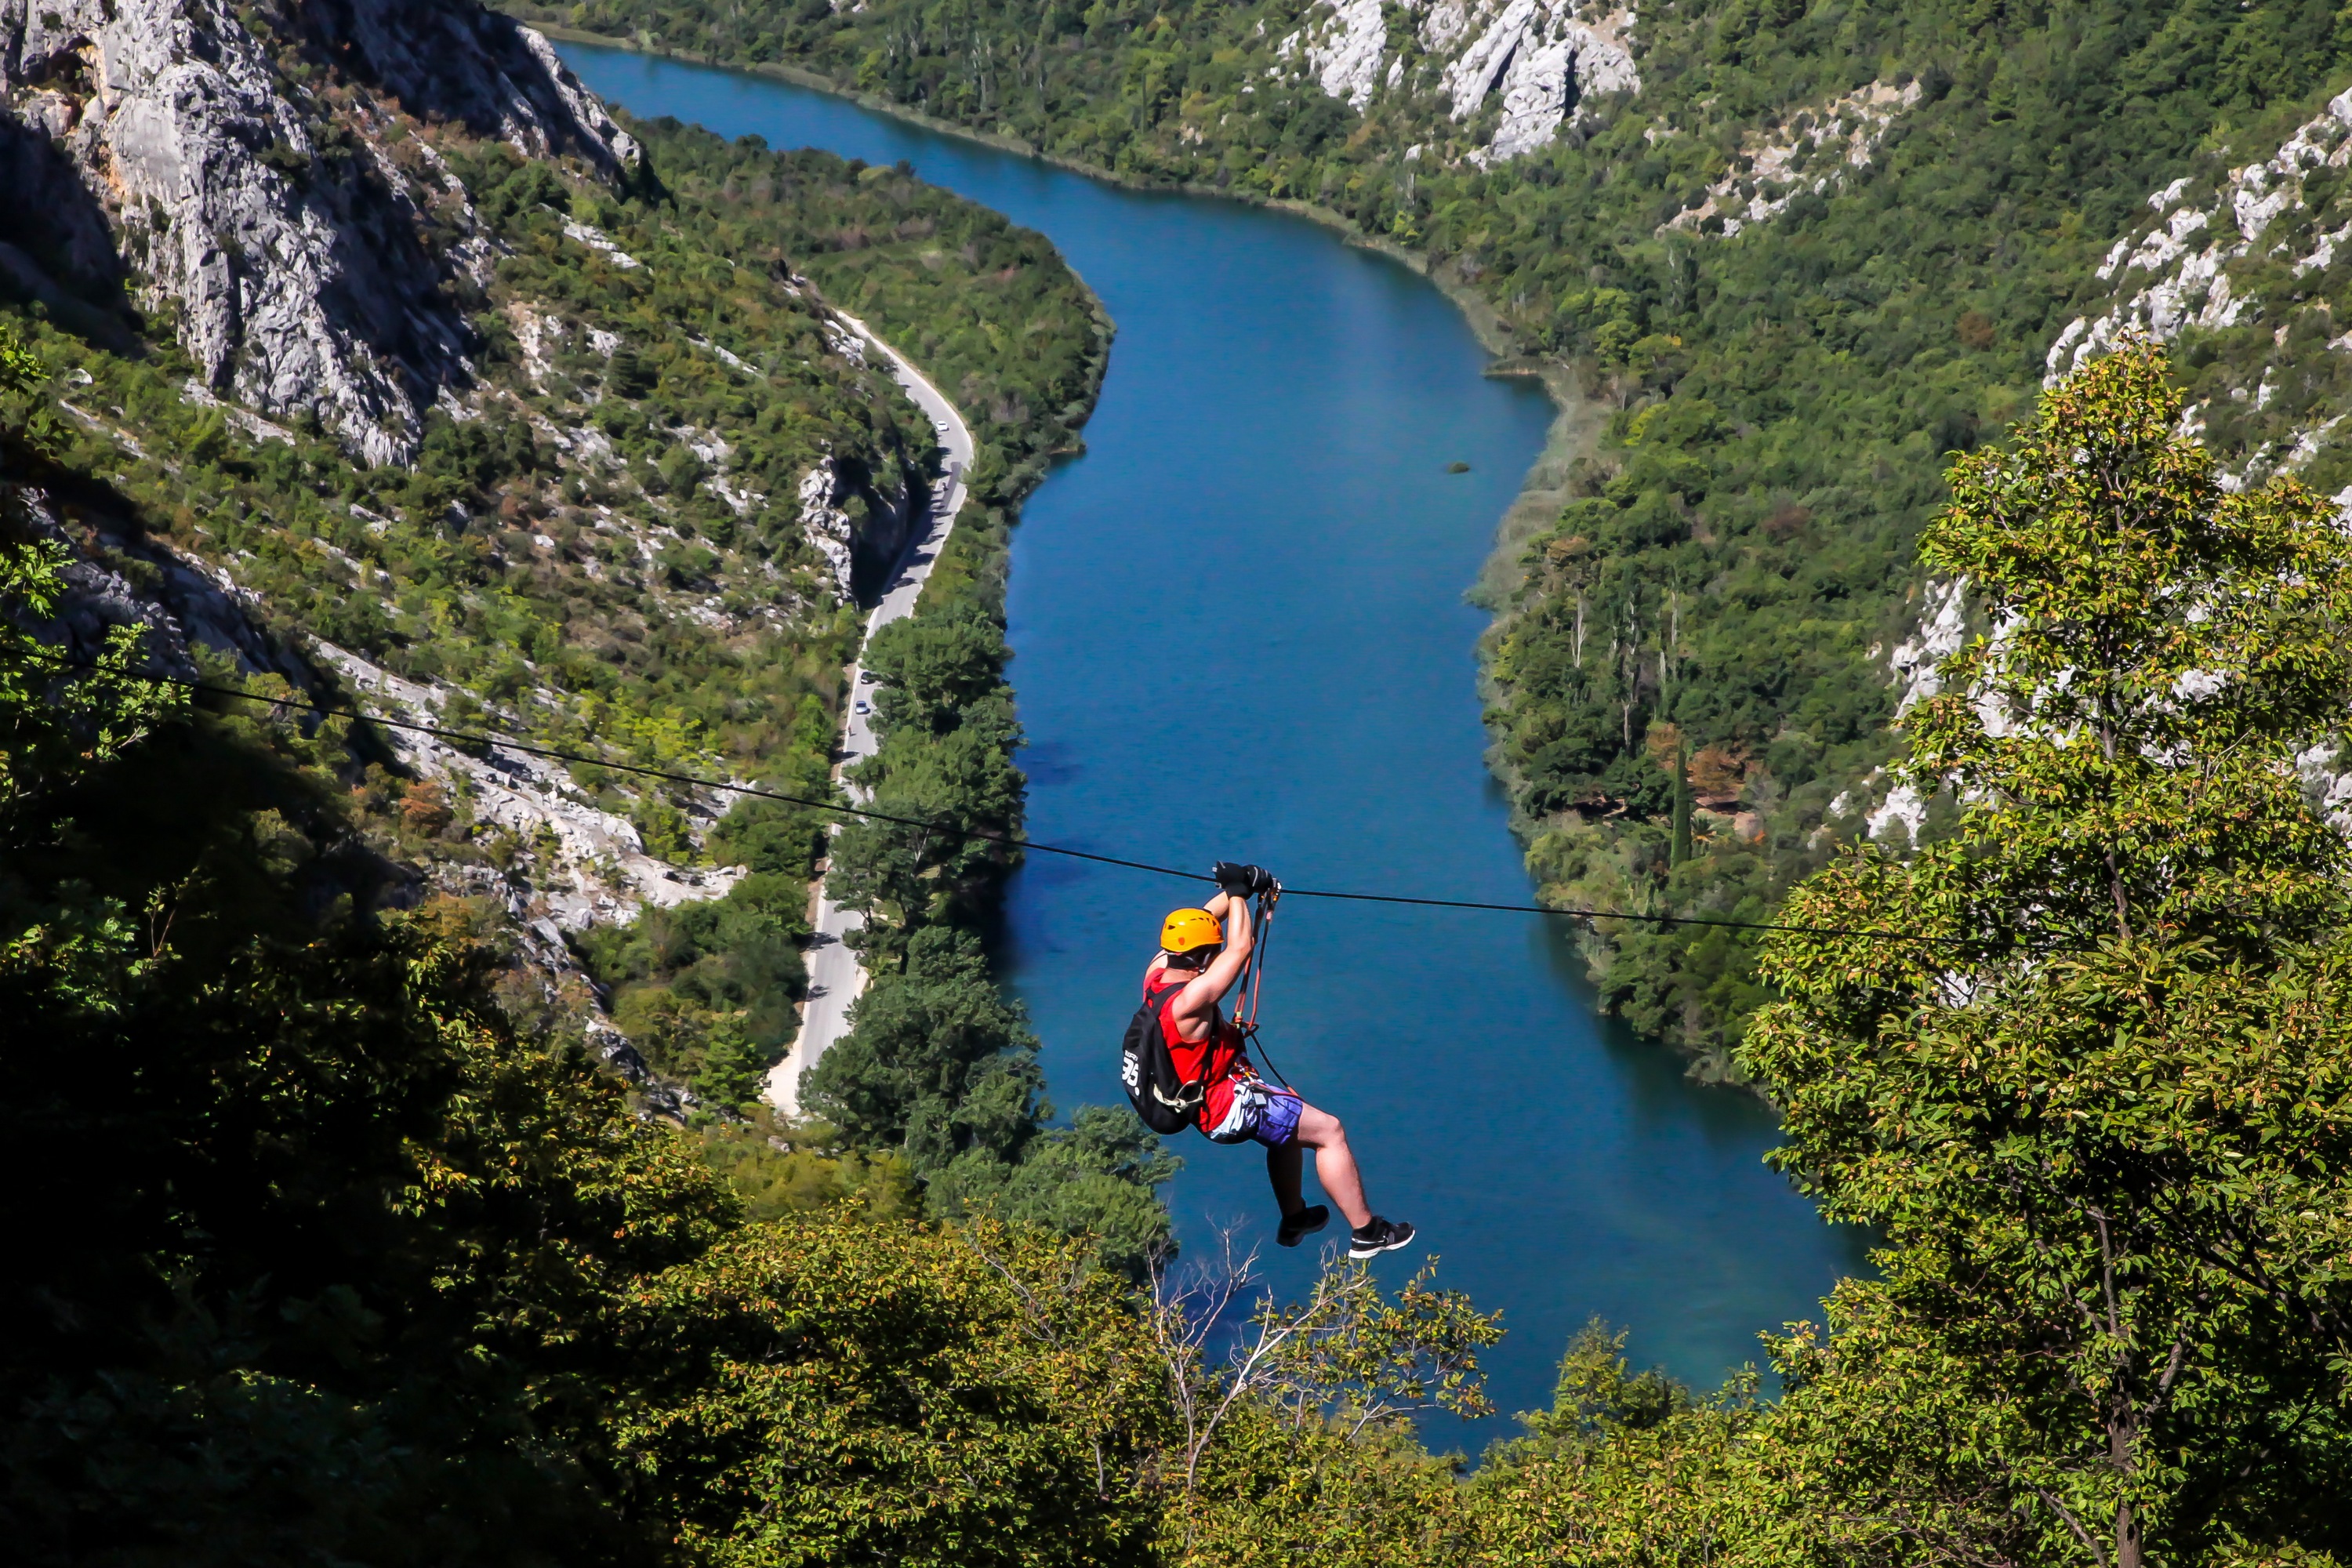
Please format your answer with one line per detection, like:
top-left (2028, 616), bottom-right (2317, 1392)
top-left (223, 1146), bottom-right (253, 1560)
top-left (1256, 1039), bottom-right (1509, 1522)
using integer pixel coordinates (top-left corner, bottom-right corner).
top-left (564, 45), bottom-right (1867, 1446)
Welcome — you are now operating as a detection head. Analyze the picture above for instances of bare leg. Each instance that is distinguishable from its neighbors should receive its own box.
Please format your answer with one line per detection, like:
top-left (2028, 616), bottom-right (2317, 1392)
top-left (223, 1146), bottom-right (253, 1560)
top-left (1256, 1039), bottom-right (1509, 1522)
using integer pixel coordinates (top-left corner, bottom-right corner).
top-left (1290, 1102), bottom-right (1371, 1229)
top-left (1267, 1142), bottom-right (1305, 1214)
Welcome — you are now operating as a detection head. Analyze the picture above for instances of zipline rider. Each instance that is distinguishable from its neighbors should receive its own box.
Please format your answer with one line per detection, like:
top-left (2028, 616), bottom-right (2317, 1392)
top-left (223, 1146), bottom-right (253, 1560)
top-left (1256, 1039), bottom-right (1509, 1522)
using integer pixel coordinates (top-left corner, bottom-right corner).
top-left (1146, 864), bottom-right (1415, 1259)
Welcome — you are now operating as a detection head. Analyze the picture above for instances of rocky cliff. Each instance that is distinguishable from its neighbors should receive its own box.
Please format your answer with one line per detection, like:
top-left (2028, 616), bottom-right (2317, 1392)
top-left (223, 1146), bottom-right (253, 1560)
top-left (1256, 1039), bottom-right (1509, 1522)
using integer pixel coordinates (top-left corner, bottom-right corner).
top-left (1, 0), bottom-right (646, 464)
top-left (1276, 0), bottom-right (1639, 166)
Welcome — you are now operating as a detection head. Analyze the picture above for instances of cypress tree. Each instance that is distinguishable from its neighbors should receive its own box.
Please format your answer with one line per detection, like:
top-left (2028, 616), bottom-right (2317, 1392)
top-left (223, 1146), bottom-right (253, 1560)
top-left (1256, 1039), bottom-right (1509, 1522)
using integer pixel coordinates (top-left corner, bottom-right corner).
top-left (1670, 733), bottom-right (1693, 868)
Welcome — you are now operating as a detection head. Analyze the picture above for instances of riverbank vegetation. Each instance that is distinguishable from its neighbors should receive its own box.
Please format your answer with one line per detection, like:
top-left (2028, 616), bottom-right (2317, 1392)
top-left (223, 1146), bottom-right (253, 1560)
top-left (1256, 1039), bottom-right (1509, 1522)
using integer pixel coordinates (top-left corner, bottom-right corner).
top-left (19, 325), bottom-right (2352, 1563)
top-left (465, 108), bottom-right (1111, 1120)
top-left (520, 0), bottom-right (2352, 1080)
top-left (808, 605), bottom-right (1181, 1276)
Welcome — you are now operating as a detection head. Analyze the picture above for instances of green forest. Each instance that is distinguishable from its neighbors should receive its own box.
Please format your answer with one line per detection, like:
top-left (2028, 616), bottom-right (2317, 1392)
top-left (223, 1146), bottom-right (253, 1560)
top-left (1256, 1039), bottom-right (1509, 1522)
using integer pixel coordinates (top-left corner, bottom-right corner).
top-left (3, 0), bottom-right (1203, 1538)
top-left (521, 0), bottom-right (2352, 1077)
top-left (17, 303), bottom-right (2352, 1560)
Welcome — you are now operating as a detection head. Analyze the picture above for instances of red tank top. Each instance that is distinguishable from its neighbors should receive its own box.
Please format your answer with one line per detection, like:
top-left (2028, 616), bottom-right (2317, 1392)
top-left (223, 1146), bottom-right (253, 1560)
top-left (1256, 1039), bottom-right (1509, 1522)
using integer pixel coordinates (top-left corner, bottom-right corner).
top-left (1147, 975), bottom-right (1247, 1131)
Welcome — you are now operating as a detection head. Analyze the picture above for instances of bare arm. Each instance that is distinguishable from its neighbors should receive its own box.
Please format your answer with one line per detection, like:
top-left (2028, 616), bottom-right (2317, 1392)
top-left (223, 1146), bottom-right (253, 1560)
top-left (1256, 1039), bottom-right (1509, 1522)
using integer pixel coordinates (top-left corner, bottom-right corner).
top-left (1170, 890), bottom-right (1252, 1033)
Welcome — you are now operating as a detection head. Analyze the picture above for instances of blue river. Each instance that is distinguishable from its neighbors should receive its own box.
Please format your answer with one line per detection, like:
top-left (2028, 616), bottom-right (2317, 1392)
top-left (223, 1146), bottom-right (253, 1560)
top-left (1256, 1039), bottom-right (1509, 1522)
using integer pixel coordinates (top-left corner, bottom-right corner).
top-left (564, 43), bottom-right (1868, 1450)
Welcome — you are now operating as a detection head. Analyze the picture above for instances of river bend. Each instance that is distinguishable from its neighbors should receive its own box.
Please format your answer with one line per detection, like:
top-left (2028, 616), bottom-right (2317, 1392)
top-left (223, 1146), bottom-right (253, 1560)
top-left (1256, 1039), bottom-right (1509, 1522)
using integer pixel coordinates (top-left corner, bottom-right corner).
top-left (562, 43), bottom-right (1867, 1444)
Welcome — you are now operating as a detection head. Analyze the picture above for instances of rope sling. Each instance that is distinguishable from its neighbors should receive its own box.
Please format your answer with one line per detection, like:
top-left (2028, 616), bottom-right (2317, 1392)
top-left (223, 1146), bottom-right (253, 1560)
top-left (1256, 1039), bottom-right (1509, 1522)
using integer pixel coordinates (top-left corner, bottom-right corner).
top-left (1229, 882), bottom-right (1292, 1090)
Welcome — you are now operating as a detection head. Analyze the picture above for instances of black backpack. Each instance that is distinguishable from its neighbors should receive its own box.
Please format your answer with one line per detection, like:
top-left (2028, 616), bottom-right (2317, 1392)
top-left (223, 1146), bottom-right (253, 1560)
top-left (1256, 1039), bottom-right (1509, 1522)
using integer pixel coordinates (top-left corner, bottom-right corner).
top-left (1122, 980), bottom-right (1207, 1134)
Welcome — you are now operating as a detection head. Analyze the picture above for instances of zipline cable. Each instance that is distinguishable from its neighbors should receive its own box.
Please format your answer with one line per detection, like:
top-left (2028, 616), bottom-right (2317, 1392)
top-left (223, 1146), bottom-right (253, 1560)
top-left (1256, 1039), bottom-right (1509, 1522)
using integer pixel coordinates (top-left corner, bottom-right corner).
top-left (74, 663), bottom-right (2004, 949)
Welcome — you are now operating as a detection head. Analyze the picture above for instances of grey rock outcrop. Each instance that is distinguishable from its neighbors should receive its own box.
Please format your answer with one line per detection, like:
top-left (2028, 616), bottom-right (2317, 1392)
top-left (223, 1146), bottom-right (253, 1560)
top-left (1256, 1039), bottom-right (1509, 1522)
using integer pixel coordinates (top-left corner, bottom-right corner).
top-left (797, 454), bottom-right (919, 601)
top-left (0, 0), bottom-right (637, 464)
top-left (16, 481), bottom-right (307, 687)
top-left (0, 82), bottom-right (127, 340)
top-left (299, 1), bottom-right (639, 176)
top-left (1274, 0), bottom-right (1639, 166)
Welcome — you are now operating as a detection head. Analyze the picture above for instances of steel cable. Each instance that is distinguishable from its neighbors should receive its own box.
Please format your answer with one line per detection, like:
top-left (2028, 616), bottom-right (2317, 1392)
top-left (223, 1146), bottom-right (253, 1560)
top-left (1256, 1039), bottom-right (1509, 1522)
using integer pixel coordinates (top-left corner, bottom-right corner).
top-left (69, 665), bottom-right (2011, 950)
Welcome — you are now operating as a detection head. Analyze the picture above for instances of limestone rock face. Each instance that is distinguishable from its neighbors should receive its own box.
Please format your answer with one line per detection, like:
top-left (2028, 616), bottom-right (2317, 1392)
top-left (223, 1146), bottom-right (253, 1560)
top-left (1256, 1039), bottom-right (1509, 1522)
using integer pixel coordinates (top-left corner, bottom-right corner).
top-left (1273, 0), bottom-right (1639, 166)
top-left (800, 461), bottom-right (860, 598)
top-left (2051, 86), bottom-right (2352, 500)
top-left (0, 0), bottom-right (637, 464)
top-left (299, 1), bottom-right (640, 175)
top-left (2052, 89), bottom-right (2352, 386)
top-left (1439, 0), bottom-right (1639, 167)
top-left (1295, 0), bottom-right (1388, 111)
top-left (1658, 78), bottom-right (1921, 238)
top-left (797, 453), bottom-right (918, 601)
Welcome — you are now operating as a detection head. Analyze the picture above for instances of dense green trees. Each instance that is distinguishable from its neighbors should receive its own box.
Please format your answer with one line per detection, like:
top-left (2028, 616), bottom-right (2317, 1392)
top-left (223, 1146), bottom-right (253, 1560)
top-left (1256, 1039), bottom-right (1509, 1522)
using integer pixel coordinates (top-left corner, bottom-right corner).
top-left (1735, 343), bottom-right (2352, 1564)
top-left (4, 421), bottom-right (715, 1563)
top-left (826, 610), bottom-right (1026, 945)
top-left (624, 1215), bottom-right (1170, 1568)
top-left (578, 872), bottom-right (814, 1106)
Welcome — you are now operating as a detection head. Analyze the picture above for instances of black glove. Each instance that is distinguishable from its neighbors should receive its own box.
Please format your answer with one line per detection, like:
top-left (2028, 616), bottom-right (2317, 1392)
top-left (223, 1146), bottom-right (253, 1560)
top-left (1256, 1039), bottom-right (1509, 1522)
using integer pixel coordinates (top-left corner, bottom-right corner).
top-left (1212, 861), bottom-right (1275, 897)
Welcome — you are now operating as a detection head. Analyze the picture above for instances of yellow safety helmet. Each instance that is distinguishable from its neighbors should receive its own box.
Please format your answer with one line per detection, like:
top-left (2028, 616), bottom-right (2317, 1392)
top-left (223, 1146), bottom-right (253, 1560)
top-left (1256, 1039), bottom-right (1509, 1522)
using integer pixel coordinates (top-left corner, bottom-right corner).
top-left (1160, 906), bottom-right (1224, 955)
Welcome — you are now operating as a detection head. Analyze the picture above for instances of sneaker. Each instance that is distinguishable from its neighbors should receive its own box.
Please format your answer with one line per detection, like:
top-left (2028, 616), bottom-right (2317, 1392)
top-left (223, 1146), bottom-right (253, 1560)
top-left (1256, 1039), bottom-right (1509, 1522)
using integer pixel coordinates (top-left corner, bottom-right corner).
top-left (1277, 1203), bottom-right (1329, 1247)
top-left (1348, 1217), bottom-right (1416, 1260)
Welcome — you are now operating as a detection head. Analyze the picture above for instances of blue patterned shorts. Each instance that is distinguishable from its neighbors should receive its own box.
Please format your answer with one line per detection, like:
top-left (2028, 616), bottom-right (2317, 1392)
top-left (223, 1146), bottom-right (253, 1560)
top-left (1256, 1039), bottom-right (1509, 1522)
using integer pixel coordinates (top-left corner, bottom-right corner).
top-left (1206, 1078), bottom-right (1304, 1148)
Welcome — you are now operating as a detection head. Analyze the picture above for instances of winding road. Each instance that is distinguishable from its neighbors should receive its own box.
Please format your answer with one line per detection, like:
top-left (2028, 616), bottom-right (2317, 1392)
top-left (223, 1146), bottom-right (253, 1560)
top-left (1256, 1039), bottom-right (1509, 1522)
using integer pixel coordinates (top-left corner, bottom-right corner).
top-left (765, 310), bottom-right (974, 1118)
